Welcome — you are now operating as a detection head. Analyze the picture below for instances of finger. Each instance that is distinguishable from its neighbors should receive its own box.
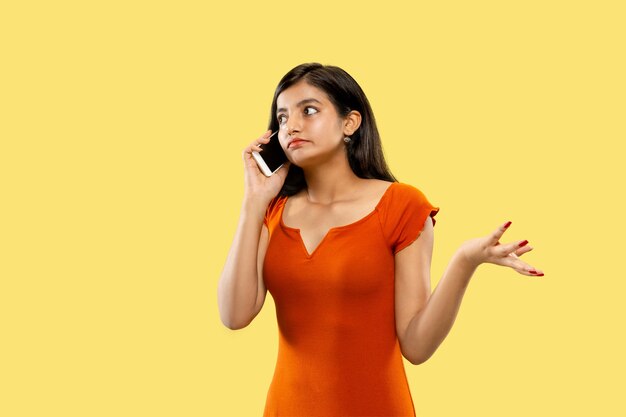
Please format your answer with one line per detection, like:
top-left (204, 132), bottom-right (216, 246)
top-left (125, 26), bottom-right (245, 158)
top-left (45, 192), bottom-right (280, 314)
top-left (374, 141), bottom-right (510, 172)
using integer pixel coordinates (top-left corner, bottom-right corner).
top-left (509, 255), bottom-right (544, 276)
top-left (502, 257), bottom-right (543, 277)
top-left (488, 221), bottom-right (512, 245)
top-left (248, 140), bottom-right (265, 151)
top-left (242, 146), bottom-right (264, 166)
top-left (242, 150), bottom-right (258, 168)
top-left (519, 263), bottom-right (544, 276)
top-left (514, 245), bottom-right (533, 257)
top-left (507, 246), bottom-right (533, 262)
top-left (258, 130), bottom-right (277, 143)
top-left (246, 131), bottom-right (271, 150)
top-left (248, 139), bottom-right (265, 150)
top-left (249, 133), bottom-right (275, 151)
top-left (242, 145), bottom-right (260, 160)
top-left (501, 239), bottom-right (531, 257)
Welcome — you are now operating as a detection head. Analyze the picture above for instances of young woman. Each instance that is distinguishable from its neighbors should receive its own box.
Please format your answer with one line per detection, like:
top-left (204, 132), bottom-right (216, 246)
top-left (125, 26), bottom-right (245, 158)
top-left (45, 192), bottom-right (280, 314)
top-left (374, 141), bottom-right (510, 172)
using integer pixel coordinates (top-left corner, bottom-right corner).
top-left (218, 63), bottom-right (544, 416)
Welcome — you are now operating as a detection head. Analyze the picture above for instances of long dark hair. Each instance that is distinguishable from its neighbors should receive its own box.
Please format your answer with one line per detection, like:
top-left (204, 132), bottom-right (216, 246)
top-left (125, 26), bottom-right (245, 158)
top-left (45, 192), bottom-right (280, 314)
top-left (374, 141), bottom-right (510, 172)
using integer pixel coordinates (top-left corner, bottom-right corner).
top-left (267, 63), bottom-right (397, 197)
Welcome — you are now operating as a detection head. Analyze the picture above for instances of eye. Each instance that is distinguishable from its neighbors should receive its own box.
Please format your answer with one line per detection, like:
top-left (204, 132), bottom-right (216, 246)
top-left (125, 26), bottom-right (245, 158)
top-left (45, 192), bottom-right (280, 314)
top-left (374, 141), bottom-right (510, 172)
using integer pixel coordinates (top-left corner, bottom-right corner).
top-left (277, 106), bottom-right (318, 125)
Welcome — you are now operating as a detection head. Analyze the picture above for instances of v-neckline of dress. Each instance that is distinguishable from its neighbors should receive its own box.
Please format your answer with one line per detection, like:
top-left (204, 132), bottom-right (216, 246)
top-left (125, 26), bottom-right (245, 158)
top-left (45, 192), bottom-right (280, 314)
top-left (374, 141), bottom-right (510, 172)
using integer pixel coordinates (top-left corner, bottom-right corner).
top-left (279, 182), bottom-right (397, 259)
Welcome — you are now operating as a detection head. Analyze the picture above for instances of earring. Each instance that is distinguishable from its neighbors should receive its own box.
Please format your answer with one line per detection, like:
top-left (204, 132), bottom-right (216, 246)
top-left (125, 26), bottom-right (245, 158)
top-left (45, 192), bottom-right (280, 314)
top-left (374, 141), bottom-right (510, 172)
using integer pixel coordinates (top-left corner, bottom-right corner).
top-left (343, 136), bottom-right (352, 144)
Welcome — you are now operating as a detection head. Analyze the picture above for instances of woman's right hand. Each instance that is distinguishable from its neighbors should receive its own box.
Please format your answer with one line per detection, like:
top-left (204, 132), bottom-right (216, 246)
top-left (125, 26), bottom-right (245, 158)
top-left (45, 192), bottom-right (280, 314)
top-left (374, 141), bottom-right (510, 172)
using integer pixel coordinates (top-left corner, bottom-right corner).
top-left (242, 130), bottom-right (291, 206)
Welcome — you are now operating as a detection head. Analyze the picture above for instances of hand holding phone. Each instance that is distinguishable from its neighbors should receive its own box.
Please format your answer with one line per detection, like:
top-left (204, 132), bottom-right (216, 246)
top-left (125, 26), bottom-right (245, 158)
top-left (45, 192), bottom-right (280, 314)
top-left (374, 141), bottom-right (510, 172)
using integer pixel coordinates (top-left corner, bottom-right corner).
top-left (241, 130), bottom-right (291, 207)
top-left (251, 130), bottom-right (288, 177)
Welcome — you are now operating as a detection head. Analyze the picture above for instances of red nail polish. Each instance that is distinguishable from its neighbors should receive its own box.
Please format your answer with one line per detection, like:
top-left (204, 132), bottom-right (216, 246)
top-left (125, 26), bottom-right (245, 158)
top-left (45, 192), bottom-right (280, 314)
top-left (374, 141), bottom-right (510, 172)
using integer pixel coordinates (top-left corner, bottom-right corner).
top-left (529, 270), bottom-right (537, 274)
top-left (504, 221), bottom-right (512, 229)
top-left (518, 240), bottom-right (528, 247)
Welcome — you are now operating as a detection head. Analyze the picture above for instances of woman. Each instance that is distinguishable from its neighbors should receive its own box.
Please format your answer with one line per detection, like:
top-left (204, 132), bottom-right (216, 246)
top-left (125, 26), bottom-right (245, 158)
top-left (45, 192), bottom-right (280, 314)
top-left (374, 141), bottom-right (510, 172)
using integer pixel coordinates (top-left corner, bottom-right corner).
top-left (218, 63), bottom-right (544, 416)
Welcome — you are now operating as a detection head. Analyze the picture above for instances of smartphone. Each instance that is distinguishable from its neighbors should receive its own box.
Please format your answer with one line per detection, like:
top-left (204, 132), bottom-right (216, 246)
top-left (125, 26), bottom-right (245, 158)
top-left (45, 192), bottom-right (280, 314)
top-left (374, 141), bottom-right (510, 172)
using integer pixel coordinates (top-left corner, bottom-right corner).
top-left (252, 130), bottom-right (288, 177)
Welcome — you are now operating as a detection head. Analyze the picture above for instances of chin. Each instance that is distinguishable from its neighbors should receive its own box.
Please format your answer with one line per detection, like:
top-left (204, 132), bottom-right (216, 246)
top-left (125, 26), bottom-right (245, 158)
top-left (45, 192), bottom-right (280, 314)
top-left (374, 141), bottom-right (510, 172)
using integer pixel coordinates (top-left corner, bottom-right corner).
top-left (287, 153), bottom-right (309, 166)
top-left (289, 156), bottom-right (317, 170)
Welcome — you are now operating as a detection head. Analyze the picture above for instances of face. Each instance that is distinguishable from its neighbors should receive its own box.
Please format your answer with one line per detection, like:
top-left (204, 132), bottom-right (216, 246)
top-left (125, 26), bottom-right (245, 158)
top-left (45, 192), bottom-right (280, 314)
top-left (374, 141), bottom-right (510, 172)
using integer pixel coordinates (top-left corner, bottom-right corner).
top-left (275, 80), bottom-right (352, 168)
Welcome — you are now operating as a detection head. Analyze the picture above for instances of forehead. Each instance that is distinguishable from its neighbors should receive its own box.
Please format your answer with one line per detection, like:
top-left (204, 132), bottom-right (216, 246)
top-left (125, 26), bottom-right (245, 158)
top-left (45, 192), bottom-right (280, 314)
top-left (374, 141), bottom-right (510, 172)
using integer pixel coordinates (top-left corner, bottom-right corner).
top-left (276, 81), bottom-right (329, 108)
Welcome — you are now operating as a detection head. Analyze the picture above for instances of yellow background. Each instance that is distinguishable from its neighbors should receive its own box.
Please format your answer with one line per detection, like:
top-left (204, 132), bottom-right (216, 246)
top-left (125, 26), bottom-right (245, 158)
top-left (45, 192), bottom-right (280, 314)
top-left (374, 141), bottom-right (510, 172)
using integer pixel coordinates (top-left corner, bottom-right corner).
top-left (1, 1), bottom-right (624, 416)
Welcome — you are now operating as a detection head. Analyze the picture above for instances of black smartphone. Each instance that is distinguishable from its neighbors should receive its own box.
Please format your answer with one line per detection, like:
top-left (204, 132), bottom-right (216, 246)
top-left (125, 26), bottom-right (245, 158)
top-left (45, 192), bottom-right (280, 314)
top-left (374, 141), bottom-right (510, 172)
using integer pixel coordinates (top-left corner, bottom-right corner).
top-left (252, 131), bottom-right (288, 176)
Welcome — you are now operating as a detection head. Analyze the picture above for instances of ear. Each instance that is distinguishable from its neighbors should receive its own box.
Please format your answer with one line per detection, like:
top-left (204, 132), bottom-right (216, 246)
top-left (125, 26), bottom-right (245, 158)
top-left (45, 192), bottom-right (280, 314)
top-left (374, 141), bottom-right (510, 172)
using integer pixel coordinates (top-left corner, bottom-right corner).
top-left (343, 110), bottom-right (362, 136)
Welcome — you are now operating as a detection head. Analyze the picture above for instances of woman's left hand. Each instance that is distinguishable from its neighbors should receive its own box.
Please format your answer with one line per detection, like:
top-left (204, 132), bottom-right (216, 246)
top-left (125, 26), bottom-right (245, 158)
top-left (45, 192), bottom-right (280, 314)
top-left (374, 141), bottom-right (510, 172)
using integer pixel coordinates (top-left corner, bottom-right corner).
top-left (458, 221), bottom-right (544, 277)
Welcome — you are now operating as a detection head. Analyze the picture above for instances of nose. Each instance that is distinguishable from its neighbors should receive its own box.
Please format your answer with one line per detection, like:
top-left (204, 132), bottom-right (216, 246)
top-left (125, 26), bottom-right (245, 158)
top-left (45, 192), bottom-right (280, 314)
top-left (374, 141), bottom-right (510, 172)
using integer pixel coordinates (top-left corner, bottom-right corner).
top-left (285, 114), bottom-right (302, 136)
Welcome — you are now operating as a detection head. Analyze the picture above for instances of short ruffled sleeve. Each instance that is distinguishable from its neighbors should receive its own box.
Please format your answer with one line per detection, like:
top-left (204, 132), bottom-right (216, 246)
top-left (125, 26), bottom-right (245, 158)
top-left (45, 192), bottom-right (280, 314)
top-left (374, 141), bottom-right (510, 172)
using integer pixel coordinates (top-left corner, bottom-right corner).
top-left (263, 195), bottom-right (286, 233)
top-left (380, 183), bottom-right (439, 255)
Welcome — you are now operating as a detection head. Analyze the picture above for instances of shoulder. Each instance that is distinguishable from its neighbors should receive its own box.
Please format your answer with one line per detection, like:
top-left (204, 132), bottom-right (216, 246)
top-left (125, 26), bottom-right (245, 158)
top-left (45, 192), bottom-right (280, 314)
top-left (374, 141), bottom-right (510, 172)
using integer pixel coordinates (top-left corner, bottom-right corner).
top-left (387, 181), bottom-right (431, 204)
top-left (377, 181), bottom-right (439, 226)
top-left (379, 182), bottom-right (440, 254)
top-left (267, 193), bottom-right (287, 212)
top-left (264, 194), bottom-right (288, 229)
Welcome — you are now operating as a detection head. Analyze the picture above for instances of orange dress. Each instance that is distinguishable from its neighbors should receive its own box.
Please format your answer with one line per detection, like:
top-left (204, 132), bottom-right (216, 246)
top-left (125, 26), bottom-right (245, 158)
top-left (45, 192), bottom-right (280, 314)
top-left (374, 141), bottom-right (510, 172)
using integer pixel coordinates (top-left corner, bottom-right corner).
top-left (262, 181), bottom-right (439, 417)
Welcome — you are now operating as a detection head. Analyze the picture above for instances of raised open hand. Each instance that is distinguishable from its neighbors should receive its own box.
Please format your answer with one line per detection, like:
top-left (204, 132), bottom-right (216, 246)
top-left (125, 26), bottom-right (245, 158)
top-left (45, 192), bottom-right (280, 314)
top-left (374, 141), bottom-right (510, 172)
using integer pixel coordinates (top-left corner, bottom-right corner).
top-left (458, 221), bottom-right (545, 277)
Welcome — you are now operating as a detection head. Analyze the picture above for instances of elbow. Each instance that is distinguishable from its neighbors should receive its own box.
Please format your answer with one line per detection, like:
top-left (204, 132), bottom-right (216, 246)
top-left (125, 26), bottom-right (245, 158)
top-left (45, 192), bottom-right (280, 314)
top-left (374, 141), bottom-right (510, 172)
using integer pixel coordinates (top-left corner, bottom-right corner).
top-left (409, 355), bottom-right (428, 366)
top-left (218, 303), bottom-right (256, 330)
top-left (217, 293), bottom-right (255, 330)
top-left (219, 315), bottom-right (251, 330)
top-left (223, 323), bottom-right (246, 331)
top-left (402, 348), bottom-right (431, 366)
top-left (407, 355), bottom-right (430, 366)
top-left (405, 354), bottom-right (424, 366)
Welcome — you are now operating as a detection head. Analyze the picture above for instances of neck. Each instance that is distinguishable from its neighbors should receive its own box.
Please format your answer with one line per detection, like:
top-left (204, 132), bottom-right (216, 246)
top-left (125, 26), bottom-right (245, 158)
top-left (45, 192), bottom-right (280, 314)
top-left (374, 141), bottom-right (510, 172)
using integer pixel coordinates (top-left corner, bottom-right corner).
top-left (301, 151), bottom-right (363, 205)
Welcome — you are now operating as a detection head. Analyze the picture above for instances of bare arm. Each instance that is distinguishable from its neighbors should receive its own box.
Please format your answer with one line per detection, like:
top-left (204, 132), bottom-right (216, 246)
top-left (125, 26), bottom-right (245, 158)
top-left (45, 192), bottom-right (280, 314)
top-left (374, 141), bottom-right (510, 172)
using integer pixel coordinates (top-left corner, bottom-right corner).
top-left (217, 129), bottom-right (290, 330)
top-left (394, 216), bottom-right (476, 365)
top-left (217, 198), bottom-right (270, 330)
top-left (397, 220), bottom-right (543, 365)
top-left (400, 250), bottom-right (478, 364)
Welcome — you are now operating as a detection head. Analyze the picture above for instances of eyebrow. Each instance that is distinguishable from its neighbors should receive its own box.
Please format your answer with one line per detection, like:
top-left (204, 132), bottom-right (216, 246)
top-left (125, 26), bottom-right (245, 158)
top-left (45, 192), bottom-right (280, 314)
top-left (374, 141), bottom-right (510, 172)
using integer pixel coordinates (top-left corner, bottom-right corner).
top-left (276, 98), bottom-right (322, 114)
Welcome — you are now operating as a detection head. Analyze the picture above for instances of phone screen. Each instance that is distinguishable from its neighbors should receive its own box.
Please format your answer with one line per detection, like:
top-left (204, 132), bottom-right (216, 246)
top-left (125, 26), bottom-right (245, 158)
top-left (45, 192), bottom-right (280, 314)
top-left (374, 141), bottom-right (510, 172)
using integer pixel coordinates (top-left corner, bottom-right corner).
top-left (258, 132), bottom-right (288, 173)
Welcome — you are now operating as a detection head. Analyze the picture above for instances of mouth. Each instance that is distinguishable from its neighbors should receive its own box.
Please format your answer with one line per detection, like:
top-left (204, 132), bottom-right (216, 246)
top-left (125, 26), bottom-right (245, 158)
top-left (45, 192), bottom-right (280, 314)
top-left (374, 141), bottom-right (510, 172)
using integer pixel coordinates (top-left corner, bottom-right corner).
top-left (288, 138), bottom-right (309, 148)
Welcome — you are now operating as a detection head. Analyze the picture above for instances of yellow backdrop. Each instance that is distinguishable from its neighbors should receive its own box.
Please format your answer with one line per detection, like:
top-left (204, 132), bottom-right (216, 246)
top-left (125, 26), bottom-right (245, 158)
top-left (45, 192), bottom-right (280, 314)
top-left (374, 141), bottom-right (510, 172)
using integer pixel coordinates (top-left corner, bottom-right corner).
top-left (1, 1), bottom-right (624, 416)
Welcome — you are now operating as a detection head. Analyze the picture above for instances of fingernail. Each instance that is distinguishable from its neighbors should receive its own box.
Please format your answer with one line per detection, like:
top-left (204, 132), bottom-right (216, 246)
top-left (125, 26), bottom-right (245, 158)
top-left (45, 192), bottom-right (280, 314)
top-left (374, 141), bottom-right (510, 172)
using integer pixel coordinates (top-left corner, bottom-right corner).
top-left (504, 221), bottom-right (512, 229)
top-left (518, 240), bottom-right (529, 247)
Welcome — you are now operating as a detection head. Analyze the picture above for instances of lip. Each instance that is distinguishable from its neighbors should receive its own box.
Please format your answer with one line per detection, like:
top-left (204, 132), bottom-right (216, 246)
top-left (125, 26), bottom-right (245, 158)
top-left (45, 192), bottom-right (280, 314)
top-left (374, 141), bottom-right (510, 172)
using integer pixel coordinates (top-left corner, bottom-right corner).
top-left (288, 138), bottom-right (309, 148)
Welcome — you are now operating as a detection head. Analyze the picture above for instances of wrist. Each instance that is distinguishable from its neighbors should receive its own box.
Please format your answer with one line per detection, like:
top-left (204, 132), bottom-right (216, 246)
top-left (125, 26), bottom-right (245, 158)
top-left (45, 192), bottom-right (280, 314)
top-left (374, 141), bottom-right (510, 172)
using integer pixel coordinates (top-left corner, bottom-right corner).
top-left (448, 250), bottom-right (480, 288)
top-left (241, 195), bottom-right (269, 216)
top-left (454, 249), bottom-right (481, 272)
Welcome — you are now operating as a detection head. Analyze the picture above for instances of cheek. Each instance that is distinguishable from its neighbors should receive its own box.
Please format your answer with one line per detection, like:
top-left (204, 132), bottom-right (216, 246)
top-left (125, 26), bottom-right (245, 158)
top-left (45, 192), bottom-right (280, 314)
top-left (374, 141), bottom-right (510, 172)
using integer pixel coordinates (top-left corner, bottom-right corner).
top-left (310, 117), bottom-right (333, 132)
